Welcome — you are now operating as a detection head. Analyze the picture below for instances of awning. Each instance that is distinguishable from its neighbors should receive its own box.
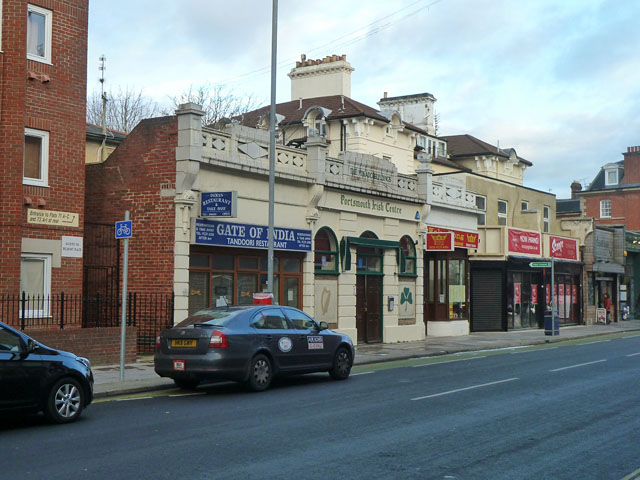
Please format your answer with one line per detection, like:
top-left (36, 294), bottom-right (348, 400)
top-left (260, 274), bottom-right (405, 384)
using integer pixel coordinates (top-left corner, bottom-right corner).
top-left (340, 236), bottom-right (402, 271)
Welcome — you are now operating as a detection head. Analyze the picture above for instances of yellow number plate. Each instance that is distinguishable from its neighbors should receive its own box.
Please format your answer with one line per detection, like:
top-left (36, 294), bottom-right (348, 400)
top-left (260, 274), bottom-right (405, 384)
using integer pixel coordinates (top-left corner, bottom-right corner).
top-left (171, 339), bottom-right (197, 348)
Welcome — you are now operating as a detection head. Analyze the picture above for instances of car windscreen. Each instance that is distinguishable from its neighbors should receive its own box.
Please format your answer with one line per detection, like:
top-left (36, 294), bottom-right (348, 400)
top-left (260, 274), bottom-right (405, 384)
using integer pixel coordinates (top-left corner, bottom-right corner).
top-left (175, 309), bottom-right (247, 328)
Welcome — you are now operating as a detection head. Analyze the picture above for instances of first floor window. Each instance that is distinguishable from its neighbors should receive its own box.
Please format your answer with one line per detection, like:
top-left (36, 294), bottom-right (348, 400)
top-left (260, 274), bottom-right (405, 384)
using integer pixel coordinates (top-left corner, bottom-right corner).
top-left (543, 205), bottom-right (550, 233)
top-left (20, 253), bottom-right (51, 317)
top-left (600, 199), bottom-right (611, 218)
top-left (27, 4), bottom-right (52, 63)
top-left (476, 195), bottom-right (486, 225)
top-left (498, 200), bottom-right (508, 225)
top-left (24, 128), bottom-right (49, 186)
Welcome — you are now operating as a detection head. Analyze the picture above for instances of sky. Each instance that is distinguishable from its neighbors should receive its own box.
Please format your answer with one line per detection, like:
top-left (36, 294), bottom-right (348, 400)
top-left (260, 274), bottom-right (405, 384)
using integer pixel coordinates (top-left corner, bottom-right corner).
top-left (87, 0), bottom-right (640, 198)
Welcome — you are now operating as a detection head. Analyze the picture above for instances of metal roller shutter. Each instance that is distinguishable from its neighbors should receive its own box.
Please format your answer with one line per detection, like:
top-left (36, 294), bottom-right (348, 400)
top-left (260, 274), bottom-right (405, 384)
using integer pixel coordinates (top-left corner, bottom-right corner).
top-left (471, 269), bottom-right (504, 331)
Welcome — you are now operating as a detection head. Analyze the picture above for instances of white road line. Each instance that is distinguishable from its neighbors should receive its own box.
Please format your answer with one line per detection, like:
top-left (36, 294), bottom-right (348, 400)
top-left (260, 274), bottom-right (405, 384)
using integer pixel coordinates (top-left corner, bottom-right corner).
top-left (511, 347), bottom-right (557, 354)
top-left (411, 378), bottom-right (519, 401)
top-left (625, 352), bottom-right (640, 357)
top-left (412, 356), bottom-right (486, 367)
top-left (169, 392), bottom-right (207, 397)
top-left (620, 334), bottom-right (640, 339)
top-left (116, 396), bottom-right (153, 401)
top-left (581, 340), bottom-right (611, 345)
top-left (352, 371), bottom-right (375, 376)
top-left (550, 359), bottom-right (607, 372)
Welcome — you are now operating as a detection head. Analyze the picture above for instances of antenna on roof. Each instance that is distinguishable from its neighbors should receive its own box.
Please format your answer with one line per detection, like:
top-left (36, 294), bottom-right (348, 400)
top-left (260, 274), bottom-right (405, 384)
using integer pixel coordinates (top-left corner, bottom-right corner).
top-left (98, 55), bottom-right (108, 162)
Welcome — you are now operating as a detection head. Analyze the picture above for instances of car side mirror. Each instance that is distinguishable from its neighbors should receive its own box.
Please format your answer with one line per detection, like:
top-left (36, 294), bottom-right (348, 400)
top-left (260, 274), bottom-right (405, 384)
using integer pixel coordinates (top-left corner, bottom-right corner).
top-left (318, 321), bottom-right (329, 331)
top-left (27, 339), bottom-right (37, 353)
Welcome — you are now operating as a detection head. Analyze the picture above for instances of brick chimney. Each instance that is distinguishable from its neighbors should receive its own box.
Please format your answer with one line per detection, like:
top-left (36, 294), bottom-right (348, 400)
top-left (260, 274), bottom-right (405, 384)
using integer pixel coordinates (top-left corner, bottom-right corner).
top-left (570, 180), bottom-right (582, 199)
top-left (622, 145), bottom-right (640, 184)
top-left (288, 54), bottom-right (354, 101)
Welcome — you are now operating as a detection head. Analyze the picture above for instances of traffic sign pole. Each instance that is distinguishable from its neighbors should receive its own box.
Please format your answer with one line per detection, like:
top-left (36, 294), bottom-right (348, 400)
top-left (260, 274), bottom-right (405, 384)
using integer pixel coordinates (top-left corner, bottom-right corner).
top-left (119, 211), bottom-right (130, 381)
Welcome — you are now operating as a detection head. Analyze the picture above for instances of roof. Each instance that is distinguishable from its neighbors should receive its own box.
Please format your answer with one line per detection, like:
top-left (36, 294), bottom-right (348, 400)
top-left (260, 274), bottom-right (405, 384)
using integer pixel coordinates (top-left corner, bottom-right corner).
top-left (442, 134), bottom-right (533, 166)
top-left (378, 92), bottom-right (436, 103)
top-left (237, 95), bottom-right (429, 135)
top-left (556, 199), bottom-right (581, 215)
top-left (86, 124), bottom-right (127, 144)
top-left (584, 161), bottom-right (625, 191)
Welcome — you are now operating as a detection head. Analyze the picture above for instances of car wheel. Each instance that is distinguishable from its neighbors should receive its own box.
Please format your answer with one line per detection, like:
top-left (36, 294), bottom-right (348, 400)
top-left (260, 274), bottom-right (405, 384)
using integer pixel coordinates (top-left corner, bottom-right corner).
top-left (247, 354), bottom-right (272, 392)
top-left (329, 347), bottom-right (352, 380)
top-left (174, 378), bottom-right (200, 390)
top-left (45, 377), bottom-right (85, 424)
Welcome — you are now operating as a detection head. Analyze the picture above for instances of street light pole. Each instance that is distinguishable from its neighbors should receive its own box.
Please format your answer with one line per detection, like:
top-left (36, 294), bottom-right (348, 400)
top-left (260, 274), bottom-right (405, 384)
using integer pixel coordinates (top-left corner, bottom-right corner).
top-left (267, 0), bottom-right (278, 300)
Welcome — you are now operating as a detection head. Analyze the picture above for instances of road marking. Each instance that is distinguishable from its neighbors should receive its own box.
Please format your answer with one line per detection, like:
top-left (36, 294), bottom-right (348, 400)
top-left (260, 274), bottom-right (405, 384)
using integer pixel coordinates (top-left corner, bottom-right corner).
top-left (411, 378), bottom-right (519, 401)
top-left (620, 466), bottom-right (640, 480)
top-left (116, 396), bottom-right (153, 401)
top-left (626, 352), bottom-right (640, 357)
top-left (412, 356), bottom-right (486, 367)
top-left (550, 359), bottom-right (607, 372)
top-left (581, 340), bottom-right (611, 345)
top-left (620, 334), bottom-right (640, 339)
top-left (169, 392), bottom-right (206, 397)
top-left (352, 371), bottom-right (375, 376)
top-left (511, 347), bottom-right (557, 354)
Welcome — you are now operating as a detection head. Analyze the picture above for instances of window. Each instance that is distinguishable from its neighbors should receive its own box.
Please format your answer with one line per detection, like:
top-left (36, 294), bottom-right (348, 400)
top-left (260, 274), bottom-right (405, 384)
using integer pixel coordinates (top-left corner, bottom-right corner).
top-left (543, 205), bottom-right (550, 233)
top-left (0, 326), bottom-right (24, 355)
top-left (20, 254), bottom-right (51, 317)
top-left (314, 227), bottom-right (339, 274)
top-left (476, 195), bottom-right (486, 226)
top-left (521, 201), bottom-right (529, 212)
top-left (437, 142), bottom-right (446, 158)
top-left (27, 4), bottom-right (52, 63)
top-left (605, 169), bottom-right (618, 186)
top-left (24, 128), bottom-right (49, 186)
top-left (251, 309), bottom-right (290, 330)
top-left (284, 308), bottom-right (318, 330)
top-left (600, 199), bottom-right (612, 218)
top-left (498, 200), bottom-right (508, 225)
top-left (399, 235), bottom-right (416, 276)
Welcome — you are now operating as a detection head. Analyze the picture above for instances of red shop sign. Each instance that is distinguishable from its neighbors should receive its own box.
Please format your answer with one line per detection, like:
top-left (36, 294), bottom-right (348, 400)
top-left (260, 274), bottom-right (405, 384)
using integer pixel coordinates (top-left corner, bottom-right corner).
top-left (425, 231), bottom-right (454, 251)
top-left (546, 284), bottom-right (550, 304)
top-left (427, 226), bottom-right (479, 249)
top-left (508, 228), bottom-right (541, 255)
top-left (531, 285), bottom-right (538, 304)
top-left (549, 235), bottom-right (578, 260)
top-left (514, 283), bottom-right (521, 304)
top-left (572, 285), bottom-right (578, 304)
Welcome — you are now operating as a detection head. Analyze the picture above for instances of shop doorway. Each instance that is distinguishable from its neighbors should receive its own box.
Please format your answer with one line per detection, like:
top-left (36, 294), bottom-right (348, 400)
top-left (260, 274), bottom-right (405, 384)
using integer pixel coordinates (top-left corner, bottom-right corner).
top-left (356, 275), bottom-right (383, 343)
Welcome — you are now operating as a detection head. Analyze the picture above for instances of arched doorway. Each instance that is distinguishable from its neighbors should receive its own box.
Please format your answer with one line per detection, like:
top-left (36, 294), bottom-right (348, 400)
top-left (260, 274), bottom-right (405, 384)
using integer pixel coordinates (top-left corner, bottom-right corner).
top-left (356, 231), bottom-right (383, 343)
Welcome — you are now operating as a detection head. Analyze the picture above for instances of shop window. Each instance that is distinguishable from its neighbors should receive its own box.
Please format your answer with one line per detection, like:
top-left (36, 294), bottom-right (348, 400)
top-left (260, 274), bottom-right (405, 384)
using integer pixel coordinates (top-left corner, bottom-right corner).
top-left (498, 200), bottom-right (508, 225)
top-left (314, 227), bottom-right (338, 274)
top-left (448, 259), bottom-right (467, 319)
top-left (24, 128), bottom-right (49, 186)
top-left (399, 235), bottom-right (416, 276)
top-left (600, 199), bottom-right (611, 218)
top-left (27, 4), bottom-right (52, 63)
top-left (476, 195), bottom-right (486, 226)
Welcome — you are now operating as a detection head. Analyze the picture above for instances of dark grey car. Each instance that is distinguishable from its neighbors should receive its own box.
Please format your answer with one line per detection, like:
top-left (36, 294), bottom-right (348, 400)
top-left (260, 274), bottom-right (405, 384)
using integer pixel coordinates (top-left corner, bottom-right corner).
top-left (154, 305), bottom-right (354, 391)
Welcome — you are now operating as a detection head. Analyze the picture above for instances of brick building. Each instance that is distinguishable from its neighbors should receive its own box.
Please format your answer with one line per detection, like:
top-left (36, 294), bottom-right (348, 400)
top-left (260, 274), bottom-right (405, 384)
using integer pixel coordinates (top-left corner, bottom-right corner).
top-left (0, 0), bottom-right (88, 303)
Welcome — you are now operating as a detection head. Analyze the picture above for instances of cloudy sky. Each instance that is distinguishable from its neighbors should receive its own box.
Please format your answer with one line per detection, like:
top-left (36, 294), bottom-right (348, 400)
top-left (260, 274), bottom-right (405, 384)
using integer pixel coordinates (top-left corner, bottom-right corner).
top-left (87, 0), bottom-right (640, 198)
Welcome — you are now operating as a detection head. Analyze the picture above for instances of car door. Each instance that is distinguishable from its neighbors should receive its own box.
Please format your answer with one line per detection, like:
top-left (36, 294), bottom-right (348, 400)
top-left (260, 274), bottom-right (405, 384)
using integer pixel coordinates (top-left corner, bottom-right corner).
top-left (249, 308), bottom-right (297, 371)
top-left (0, 326), bottom-right (42, 410)
top-left (283, 307), bottom-right (335, 368)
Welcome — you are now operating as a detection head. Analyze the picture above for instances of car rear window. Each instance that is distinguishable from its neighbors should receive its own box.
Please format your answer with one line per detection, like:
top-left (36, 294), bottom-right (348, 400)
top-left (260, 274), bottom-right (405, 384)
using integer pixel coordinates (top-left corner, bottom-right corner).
top-left (175, 309), bottom-right (246, 327)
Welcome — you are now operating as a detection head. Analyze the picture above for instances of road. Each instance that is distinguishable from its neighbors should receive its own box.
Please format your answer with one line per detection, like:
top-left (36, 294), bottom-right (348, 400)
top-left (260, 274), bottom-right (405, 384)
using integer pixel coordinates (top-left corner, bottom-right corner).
top-left (2, 334), bottom-right (640, 480)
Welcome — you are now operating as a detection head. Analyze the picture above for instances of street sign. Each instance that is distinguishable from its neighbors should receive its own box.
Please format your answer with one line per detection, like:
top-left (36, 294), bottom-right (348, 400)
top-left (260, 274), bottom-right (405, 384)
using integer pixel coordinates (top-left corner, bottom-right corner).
top-left (115, 220), bottom-right (132, 239)
top-left (529, 261), bottom-right (551, 268)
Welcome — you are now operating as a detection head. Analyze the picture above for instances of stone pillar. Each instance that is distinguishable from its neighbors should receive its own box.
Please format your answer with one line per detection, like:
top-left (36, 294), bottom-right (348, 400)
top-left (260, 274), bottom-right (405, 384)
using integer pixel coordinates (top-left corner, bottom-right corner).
top-left (337, 211), bottom-right (357, 342)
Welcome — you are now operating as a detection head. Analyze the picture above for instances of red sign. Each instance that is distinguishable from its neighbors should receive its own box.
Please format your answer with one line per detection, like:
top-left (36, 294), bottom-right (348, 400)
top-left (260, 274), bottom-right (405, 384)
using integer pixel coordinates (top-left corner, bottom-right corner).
top-left (427, 226), bottom-right (479, 249)
top-left (425, 231), bottom-right (454, 251)
top-left (514, 283), bottom-right (521, 304)
top-left (546, 284), bottom-right (550, 304)
top-left (508, 228), bottom-right (541, 255)
top-left (549, 235), bottom-right (578, 260)
top-left (572, 285), bottom-right (578, 304)
top-left (531, 285), bottom-right (538, 304)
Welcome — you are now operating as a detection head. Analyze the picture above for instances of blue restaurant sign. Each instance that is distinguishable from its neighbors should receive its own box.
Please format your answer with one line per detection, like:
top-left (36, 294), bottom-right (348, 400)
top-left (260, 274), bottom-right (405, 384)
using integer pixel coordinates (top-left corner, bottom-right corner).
top-left (201, 191), bottom-right (237, 217)
top-left (195, 219), bottom-right (312, 252)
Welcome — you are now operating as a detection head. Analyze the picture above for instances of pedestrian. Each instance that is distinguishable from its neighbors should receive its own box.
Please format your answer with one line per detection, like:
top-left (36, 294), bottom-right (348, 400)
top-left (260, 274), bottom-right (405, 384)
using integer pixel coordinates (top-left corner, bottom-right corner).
top-left (603, 292), bottom-right (611, 324)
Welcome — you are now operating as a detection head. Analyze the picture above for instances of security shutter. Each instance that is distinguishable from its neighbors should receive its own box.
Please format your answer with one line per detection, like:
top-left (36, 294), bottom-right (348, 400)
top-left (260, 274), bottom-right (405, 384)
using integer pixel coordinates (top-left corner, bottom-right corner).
top-left (471, 269), bottom-right (504, 331)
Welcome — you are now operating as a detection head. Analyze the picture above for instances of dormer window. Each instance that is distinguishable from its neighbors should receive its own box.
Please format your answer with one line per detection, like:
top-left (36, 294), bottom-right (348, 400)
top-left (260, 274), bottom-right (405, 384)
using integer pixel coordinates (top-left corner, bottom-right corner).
top-left (605, 168), bottom-right (618, 186)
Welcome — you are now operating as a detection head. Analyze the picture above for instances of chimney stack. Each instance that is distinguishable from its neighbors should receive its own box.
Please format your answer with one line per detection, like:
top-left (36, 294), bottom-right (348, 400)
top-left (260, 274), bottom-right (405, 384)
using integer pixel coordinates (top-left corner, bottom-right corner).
top-left (288, 54), bottom-right (354, 101)
top-left (570, 180), bottom-right (582, 199)
top-left (623, 145), bottom-right (640, 184)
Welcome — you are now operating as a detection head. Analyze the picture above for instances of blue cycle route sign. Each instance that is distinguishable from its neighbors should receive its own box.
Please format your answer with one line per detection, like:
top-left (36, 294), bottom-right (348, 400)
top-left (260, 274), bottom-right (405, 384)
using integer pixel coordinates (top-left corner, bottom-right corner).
top-left (115, 220), bottom-right (132, 239)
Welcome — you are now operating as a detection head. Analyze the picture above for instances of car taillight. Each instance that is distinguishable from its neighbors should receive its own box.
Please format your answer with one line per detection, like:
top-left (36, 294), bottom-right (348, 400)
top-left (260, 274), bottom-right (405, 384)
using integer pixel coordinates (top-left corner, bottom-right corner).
top-left (155, 335), bottom-right (161, 349)
top-left (209, 330), bottom-right (228, 348)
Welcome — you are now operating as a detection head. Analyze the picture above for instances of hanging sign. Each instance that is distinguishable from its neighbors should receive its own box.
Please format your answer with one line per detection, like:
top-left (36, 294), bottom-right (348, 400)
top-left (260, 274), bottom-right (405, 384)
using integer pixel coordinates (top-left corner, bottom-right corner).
top-left (194, 219), bottom-right (312, 251)
top-left (549, 235), bottom-right (578, 260)
top-left (201, 191), bottom-right (237, 218)
top-left (508, 228), bottom-right (541, 255)
top-left (425, 231), bottom-right (454, 251)
top-left (427, 226), bottom-right (478, 249)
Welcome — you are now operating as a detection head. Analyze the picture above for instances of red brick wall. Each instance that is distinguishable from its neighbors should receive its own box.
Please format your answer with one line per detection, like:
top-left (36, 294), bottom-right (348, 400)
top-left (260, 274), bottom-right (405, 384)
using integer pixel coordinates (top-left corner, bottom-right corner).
top-left (623, 147), bottom-right (640, 185)
top-left (25, 326), bottom-right (136, 365)
top-left (583, 190), bottom-right (640, 230)
top-left (85, 116), bottom-right (178, 294)
top-left (0, 0), bottom-right (88, 296)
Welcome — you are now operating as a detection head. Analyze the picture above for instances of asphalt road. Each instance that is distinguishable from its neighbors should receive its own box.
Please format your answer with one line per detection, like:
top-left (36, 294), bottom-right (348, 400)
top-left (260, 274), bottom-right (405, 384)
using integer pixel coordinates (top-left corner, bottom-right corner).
top-left (2, 334), bottom-right (640, 480)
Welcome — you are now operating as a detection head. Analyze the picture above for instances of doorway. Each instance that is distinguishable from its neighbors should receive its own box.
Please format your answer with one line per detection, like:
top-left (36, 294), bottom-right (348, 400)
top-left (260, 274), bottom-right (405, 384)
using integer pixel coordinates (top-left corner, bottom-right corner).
top-left (356, 275), bottom-right (383, 343)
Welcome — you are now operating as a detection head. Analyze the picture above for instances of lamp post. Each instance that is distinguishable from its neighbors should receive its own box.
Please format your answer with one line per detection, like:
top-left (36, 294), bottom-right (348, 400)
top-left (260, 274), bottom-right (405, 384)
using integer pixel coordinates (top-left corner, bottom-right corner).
top-left (267, 0), bottom-right (278, 299)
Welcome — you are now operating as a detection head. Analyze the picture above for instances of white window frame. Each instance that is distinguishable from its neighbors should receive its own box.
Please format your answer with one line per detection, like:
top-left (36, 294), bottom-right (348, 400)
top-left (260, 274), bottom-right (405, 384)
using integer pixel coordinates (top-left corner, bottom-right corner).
top-left (600, 199), bottom-right (612, 218)
top-left (521, 201), bottom-right (529, 212)
top-left (543, 205), bottom-right (550, 233)
top-left (20, 253), bottom-right (52, 318)
top-left (27, 4), bottom-right (53, 64)
top-left (476, 194), bottom-right (486, 226)
top-left (498, 200), bottom-right (508, 225)
top-left (605, 169), bottom-right (618, 186)
top-left (437, 141), bottom-right (446, 158)
top-left (24, 128), bottom-right (49, 187)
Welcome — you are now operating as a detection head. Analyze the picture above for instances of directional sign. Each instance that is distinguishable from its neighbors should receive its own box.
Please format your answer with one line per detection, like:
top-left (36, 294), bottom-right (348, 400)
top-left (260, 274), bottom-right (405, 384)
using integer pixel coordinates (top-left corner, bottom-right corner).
top-left (529, 261), bottom-right (551, 268)
top-left (115, 220), bottom-right (132, 239)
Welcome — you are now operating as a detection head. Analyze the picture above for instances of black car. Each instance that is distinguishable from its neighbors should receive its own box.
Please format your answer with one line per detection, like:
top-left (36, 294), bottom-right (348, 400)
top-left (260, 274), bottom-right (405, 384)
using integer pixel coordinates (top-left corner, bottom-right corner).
top-left (0, 322), bottom-right (94, 423)
top-left (154, 305), bottom-right (354, 391)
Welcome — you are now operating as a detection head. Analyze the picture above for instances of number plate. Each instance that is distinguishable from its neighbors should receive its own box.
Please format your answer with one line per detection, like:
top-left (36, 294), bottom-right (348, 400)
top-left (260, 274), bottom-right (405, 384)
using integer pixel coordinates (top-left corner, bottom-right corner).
top-left (173, 360), bottom-right (185, 371)
top-left (171, 339), bottom-right (197, 348)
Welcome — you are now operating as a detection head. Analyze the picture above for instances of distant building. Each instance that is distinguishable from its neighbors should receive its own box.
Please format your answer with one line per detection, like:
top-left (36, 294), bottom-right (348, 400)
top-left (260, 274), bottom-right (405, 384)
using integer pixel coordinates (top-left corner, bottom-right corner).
top-left (85, 124), bottom-right (127, 164)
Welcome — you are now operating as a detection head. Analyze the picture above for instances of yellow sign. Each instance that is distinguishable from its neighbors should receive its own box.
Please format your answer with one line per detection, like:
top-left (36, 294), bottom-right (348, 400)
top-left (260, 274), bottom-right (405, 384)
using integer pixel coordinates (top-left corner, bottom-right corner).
top-left (27, 209), bottom-right (79, 227)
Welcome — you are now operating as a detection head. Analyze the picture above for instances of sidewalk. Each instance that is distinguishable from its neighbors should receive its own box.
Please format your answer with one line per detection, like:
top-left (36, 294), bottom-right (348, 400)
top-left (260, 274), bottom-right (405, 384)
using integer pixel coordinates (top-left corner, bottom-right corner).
top-left (93, 319), bottom-right (640, 398)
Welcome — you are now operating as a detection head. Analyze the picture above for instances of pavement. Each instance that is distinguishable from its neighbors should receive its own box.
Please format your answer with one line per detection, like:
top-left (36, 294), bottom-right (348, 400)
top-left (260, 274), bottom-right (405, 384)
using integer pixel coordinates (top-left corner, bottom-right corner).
top-left (92, 319), bottom-right (640, 398)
